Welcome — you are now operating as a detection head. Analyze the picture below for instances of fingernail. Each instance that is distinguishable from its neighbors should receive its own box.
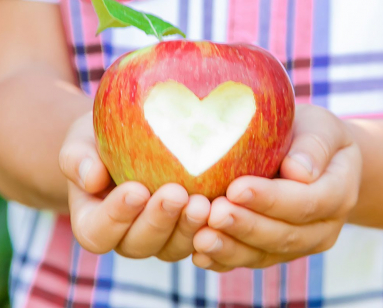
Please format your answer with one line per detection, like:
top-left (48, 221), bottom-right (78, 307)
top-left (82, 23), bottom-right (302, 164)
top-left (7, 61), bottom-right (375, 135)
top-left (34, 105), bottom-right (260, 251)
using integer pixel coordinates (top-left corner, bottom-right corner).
top-left (125, 192), bottom-right (147, 207)
top-left (79, 158), bottom-right (92, 186)
top-left (162, 200), bottom-right (184, 215)
top-left (289, 153), bottom-right (313, 174)
top-left (205, 237), bottom-right (223, 253)
top-left (212, 215), bottom-right (234, 229)
top-left (236, 189), bottom-right (254, 203)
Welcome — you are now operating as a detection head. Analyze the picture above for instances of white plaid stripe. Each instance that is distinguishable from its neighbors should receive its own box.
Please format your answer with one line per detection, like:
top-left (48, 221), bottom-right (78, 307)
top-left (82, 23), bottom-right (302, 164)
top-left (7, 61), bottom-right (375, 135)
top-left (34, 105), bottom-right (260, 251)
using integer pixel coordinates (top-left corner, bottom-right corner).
top-left (9, 0), bottom-right (383, 307)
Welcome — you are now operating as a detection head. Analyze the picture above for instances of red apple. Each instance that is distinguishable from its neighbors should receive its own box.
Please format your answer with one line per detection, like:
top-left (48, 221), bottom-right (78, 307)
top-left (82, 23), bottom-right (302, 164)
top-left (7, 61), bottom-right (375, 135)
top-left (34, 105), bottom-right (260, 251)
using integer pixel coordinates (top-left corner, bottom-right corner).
top-left (93, 40), bottom-right (295, 200)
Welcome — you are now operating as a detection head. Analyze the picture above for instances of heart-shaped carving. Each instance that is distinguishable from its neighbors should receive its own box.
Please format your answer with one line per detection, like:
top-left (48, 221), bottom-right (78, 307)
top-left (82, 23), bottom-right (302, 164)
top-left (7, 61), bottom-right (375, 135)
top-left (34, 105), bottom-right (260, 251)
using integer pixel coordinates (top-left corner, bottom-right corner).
top-left (144, 81), bottom-right (256, 176)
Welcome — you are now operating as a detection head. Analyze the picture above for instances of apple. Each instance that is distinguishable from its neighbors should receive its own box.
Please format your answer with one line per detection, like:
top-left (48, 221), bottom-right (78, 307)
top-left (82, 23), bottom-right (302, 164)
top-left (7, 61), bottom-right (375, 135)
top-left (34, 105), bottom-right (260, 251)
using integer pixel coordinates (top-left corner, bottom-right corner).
top-left (93, 40), bottom-right (295, 200)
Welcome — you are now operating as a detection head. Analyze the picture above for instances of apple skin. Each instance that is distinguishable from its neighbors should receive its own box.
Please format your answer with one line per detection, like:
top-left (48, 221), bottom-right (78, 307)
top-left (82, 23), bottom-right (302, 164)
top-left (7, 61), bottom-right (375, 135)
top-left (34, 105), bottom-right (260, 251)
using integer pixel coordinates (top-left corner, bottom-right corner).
top-left (93, 40), bottom-right (295, 200)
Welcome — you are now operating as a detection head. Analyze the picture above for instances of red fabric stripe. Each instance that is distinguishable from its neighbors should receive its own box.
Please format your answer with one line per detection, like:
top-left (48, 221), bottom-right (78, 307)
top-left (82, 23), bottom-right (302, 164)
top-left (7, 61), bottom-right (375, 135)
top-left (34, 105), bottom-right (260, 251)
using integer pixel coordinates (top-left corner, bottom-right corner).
top-left (227, 0), bottom-right (259, 44)
top-left (219, 268), bottom-right (254, 305)
top-left (285, 1), bottom-right (314, 303)
top-left (26, 288), bottom-right (66, 308)
top-left (261, 2), bottom-right (291, 305)
top-left (26, 216), bottom-right (73, 308)
top-left (292, 0), bottom-right (314, 105)
top-left (219, 1), bottom-right (261, 305)
top-left (80, 0), bottom-right (106, 96)
top-left (287, 258), bottom-right (308, 306)
top-left (71, 250), bottom-right (100, 304)
top-left (263, 265), bottom-right (280, 307)
top-left (268, 0), bottom-right (288, 63)
top-left (60, 0), bottom-right (80, 86)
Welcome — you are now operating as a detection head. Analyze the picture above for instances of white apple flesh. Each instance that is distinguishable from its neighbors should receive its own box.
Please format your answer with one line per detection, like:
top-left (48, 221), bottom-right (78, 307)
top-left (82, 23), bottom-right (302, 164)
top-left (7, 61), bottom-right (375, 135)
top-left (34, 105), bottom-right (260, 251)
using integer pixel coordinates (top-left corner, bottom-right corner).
top-left (93, 40), bottom-right (295, 200)
top-left (144, 81), bottom-right (256, 176)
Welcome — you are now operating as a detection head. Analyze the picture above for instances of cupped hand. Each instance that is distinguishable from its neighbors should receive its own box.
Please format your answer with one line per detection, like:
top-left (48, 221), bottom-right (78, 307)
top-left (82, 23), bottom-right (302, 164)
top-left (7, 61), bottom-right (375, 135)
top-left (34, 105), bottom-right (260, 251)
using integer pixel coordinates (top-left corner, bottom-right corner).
top-left (192, 105), bottom-right (362, 272)
top-left (59, 111), bottom-right (210, 261)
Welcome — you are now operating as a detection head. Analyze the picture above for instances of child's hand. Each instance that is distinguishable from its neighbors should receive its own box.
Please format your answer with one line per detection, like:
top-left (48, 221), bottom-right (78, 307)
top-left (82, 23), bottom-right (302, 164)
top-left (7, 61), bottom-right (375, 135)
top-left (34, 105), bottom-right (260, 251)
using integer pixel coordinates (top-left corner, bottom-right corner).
top-left (192, 105), bottom-right (362, 272)
top-left (59, 112), bottom-right (210, 261)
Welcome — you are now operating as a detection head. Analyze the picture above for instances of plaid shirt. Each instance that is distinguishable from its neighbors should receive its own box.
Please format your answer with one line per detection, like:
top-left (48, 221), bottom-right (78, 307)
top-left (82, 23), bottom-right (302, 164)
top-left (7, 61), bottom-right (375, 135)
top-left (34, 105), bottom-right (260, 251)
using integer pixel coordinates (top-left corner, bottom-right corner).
top-left (8, 0), bottom-right (383, 307)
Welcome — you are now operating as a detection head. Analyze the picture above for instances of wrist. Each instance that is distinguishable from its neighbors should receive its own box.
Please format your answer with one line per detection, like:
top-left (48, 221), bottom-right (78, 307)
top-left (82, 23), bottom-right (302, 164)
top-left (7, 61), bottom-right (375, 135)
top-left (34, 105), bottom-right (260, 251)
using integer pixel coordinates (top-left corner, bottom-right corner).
top-left (343, 118), bottom-right (383, 228)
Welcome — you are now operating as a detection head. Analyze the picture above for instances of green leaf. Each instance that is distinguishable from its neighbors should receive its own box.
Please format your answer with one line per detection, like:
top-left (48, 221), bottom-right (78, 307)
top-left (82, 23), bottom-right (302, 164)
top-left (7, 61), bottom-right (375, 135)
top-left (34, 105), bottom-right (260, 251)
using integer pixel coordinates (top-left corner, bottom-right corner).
top-left (91, 0), bottom-right (186, 41)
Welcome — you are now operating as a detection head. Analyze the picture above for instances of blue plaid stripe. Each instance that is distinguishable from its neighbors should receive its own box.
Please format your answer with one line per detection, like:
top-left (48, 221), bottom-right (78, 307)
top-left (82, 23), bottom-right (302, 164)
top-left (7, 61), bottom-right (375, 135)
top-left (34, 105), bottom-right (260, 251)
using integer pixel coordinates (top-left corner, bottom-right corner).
top-left (11, 250), bottom-right (220, 307)
top-left (178, 0), bottom-right (189, 36)
top-left (308, 254), bottom-right (324, 308)
top-left (285, 0), bottom-right (296, 78)
top-left (100, 30), bottom-right (114, 69)
top-left (280, 264), bottom-right (287, 308)
top-left (70, 0), bottom-right (91, 95)
top-left (93, 251), bottom-right (114, 306)
top-left (12, 259), bottom-right (383, 308)
top-left (9, 211), bottom-right (39, 304)
top-left (171, 263), bottom-right (180, 308)
top-left (203, 0), bottom-right (213, 41)
top-left (307, 0), bottom-right (328, 300)
top-left (253, 270), bottom-right (263, 307)
top-left (195, 268), bottom-right (207, 307)
top-left (312, 0), bottom-right (330, 107)
top-left (258, 0), bottom-right (271, 50)
top-left (9, 0), bottom-right (383, 307)
top-left (66, 241), bottom-right (82, 306)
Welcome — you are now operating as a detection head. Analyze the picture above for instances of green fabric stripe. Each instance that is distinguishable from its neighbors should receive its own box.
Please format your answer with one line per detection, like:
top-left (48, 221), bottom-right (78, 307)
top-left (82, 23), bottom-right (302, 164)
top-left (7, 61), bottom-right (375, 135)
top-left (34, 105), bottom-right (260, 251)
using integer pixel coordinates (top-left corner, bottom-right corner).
top-left (0, 196), bottom-right (11, 308)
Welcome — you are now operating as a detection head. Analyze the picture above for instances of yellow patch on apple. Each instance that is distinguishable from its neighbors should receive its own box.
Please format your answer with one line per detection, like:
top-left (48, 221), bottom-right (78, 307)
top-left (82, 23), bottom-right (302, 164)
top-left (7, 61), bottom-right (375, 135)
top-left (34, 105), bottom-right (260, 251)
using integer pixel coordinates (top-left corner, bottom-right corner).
top-left (144, 81), bottom-right (256, 176)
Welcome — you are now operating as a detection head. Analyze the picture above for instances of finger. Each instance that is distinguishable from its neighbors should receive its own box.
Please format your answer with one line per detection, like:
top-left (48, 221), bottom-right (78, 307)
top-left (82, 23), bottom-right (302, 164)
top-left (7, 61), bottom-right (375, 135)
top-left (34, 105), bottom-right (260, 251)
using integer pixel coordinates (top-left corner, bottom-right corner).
top-left (227, 176), bottom-right (331, 224)
top-left (117, 183), bottom-right (189, 258)
top-left (192, 253), bottom-right (233, 272)
top-left (209, 197), bottom-right (342, 254)
top-left (157, 195), bottom-right (210, 262)
top-left (227, 146), bottom-right (356, 224)
top-left (59, 111), bottom-right (110, 193)
top-left (69, 181), bottom-right (150, 254)
top-left (280, 105), bottom-right (352, 183)
top-left (193, 228), bottom-right (286, 269)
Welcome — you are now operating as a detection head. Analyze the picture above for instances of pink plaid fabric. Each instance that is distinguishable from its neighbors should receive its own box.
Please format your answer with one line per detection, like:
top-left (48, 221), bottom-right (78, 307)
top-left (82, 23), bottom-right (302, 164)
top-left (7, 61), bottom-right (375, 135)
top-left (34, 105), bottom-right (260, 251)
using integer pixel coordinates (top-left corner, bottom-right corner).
top-left (8, 0), bottom-right (383, 307)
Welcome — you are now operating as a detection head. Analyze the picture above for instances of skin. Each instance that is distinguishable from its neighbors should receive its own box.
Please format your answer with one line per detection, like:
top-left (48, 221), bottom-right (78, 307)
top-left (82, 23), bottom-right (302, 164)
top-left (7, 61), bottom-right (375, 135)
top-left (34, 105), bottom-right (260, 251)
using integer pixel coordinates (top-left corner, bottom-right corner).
top-left (2, 0), bottom-right (383, 269)
top-left (1, 0), bottom-right (210, 261)
top-left (192, 105), bottom-right (362, 271)
top-left (191, 114), bottom-right (383, 271)
top-left (61, 105), bottom-right (367, 267)
top-left (0, 0), bottom-right (91, 211)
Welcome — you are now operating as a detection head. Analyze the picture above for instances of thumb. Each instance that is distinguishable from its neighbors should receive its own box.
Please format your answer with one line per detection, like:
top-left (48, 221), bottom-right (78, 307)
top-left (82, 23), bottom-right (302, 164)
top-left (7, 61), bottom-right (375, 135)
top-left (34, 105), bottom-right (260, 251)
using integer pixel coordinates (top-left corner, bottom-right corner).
top-left (59, 111), bottom-right (111, 193)
top-left (280, 105), bottom-right (352, 184)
